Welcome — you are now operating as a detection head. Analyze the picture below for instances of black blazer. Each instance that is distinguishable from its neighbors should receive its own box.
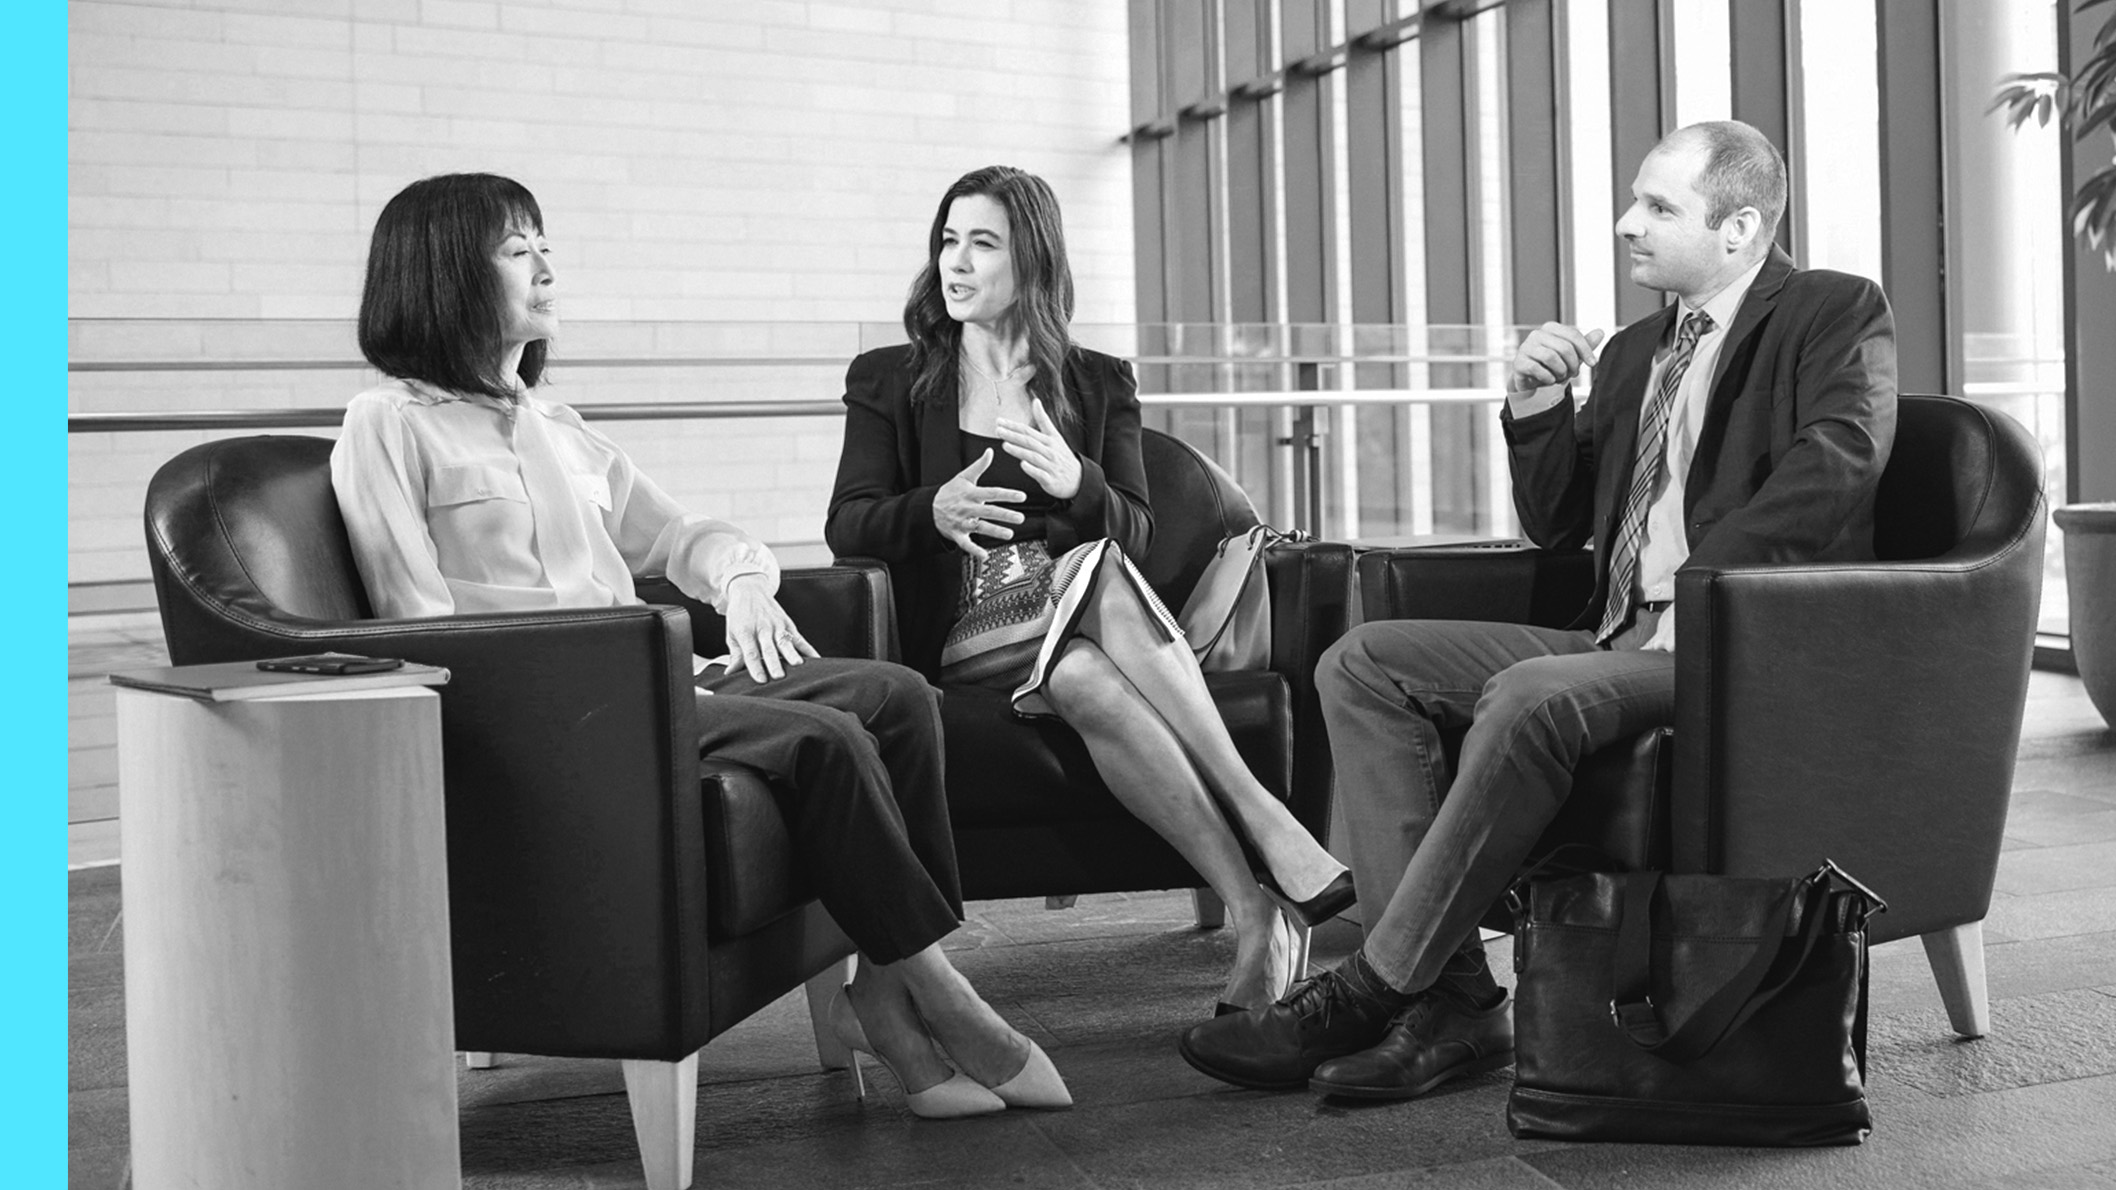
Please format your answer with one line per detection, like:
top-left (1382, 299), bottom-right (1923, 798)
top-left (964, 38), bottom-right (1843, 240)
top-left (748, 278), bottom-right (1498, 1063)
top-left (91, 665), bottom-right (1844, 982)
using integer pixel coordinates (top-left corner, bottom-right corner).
top-left (824, 343), bottom-right (1154, 678)
top-left (1504, 247), bottom-right (1898, 630)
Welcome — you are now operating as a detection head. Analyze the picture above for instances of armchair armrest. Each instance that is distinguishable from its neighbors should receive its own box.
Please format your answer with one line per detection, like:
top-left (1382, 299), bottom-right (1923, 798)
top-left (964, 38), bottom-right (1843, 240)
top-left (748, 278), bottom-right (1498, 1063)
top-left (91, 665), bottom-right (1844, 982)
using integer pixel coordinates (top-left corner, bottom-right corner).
top-left (161, 603), bottom-right (715, 1058)
top-left (1263, 539), bottom-right (1358, 833)
top-left (1355, 541), bottom-right (1593, 628)
top-left (635, 561), bottom-right (896, 663)
top-left (1672, 520), bottom-right (2045, 943)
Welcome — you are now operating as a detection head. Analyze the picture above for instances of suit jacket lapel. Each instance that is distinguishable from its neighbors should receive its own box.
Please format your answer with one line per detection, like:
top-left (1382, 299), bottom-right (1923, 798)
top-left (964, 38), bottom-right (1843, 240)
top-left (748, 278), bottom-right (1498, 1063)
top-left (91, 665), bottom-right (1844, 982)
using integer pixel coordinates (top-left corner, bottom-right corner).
top-left (1057, 351), bottom-right (1088, 456)
top-left (1707, 245), bottom-right (1791, 395)
top-left (918, 368), bottom-right (961, 486)
top-left (1685, 248), bottom-right (1793, 503)
top-left (1602, 312), bottom-right (1669, 462)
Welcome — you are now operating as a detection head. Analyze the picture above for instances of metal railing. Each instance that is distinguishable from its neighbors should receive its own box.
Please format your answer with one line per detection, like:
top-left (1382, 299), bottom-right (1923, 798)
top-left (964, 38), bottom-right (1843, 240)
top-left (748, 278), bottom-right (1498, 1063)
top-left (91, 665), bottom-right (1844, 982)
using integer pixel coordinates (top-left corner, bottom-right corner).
top-left (64, 391), bottom-right (1521, 542)
top-left (67, 320), bottom-right (1534, 540)
top-left (65, 388), bottom-right (1513, 433)
top-left (68, 318), bottom-right (2081, 645)
top-left (66, 401), bottom-right (850, 433)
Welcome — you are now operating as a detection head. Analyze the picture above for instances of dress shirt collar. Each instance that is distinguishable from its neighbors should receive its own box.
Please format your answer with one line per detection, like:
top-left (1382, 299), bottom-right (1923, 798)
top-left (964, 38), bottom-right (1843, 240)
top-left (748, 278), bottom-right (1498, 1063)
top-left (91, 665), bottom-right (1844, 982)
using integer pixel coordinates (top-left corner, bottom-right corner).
top-left (1671, 253), bottom-right (1768, 348)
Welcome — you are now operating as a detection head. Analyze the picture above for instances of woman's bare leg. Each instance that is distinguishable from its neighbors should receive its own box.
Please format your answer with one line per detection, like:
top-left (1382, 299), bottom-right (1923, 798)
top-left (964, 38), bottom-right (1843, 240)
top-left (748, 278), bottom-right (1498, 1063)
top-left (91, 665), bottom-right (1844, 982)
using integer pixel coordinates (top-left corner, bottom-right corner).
top-left (1044, 640), bottom-right (1292, 1009)
top-left (844, 953), bottom-right (959, 1092)
top-left (1072, 583), bottom-right (1346, 901)
top-left (855, 944), bottom-right (1037, 1088)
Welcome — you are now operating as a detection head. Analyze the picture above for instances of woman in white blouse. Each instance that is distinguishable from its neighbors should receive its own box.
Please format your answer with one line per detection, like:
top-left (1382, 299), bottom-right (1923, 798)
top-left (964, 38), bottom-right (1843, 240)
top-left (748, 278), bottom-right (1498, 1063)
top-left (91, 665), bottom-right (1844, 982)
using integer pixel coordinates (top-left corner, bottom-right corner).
top-left (332, 172), bottom-right (1067, 1119)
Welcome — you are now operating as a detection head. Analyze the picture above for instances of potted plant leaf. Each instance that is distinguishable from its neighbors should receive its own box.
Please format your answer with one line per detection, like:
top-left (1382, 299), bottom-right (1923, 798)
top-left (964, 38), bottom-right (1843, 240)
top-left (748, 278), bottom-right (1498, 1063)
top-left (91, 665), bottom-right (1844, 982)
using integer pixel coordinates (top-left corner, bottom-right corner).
top-left (1992, 0), bottom-right (2116, 725)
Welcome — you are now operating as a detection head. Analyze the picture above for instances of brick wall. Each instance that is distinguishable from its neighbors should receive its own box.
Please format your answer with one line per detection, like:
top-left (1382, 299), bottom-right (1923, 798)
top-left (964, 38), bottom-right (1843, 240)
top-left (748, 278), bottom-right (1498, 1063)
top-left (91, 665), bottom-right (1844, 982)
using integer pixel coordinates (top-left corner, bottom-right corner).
top-left (69, 0), bottom-right (1136, 588)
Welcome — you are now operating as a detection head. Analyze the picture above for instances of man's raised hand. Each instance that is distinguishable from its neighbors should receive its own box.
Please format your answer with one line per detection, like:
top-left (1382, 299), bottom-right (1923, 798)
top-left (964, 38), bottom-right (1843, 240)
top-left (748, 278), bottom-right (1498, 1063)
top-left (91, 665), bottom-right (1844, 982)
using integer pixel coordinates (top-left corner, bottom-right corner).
top-left (1509, 323), bottom-right (1606, 394)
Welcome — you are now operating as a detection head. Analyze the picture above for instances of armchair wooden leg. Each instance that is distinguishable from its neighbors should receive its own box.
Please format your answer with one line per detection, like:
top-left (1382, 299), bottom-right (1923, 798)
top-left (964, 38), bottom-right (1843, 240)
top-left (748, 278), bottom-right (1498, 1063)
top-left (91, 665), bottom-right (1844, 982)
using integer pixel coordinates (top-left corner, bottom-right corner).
top-left (1921, 921), bottom-right (1991, 1039)
top-left (621, 1052), bottom-right (699, 1190)
top-left (1193, 888), bottom-right (1225, 929)
top-left (804, 957), bottom-right (857, 1071)
top-left (461, 1051), bottom-right (495, 1069)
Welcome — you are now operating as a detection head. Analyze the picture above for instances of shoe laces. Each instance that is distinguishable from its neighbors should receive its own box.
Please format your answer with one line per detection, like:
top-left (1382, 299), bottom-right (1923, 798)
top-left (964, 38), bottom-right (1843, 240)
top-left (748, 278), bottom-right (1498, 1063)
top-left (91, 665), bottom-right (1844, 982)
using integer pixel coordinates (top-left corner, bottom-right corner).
top-left (1386, 994), bottom-right (1438, 1034)
top-left (1283, 968), bottom-right (1364, 1027)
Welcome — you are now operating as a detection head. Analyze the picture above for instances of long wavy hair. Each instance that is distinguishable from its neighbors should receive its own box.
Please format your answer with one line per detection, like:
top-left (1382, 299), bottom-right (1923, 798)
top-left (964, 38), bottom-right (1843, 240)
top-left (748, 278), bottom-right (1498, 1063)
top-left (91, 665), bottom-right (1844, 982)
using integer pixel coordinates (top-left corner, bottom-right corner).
top-left (358, 172), bottom-right (548, 401)
top-left (902, 165), bottom-right (1077, 431)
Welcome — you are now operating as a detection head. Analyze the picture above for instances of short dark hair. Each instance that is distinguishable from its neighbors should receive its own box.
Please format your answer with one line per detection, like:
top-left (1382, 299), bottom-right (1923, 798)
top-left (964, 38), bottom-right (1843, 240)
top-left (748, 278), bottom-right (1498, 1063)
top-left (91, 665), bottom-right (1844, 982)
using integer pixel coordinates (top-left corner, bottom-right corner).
top-left (902, 165), bottom-right (1078, 430)
top-left (358, 172), bottom-right (547, 400)
top-left (1673, 121), bottom-right (1788, 242)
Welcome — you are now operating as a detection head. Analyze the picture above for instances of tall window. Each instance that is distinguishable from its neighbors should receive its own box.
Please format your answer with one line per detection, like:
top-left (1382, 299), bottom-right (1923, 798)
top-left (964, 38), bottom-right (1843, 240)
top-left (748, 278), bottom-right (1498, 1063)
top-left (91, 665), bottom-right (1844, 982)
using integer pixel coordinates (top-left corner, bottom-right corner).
top-left (1128, 0), bottom-right (2073, 647)
top-left (1797, 0), bottom-right (1885, 280)
top-left (1943, 0), bottom-right (2069, 635)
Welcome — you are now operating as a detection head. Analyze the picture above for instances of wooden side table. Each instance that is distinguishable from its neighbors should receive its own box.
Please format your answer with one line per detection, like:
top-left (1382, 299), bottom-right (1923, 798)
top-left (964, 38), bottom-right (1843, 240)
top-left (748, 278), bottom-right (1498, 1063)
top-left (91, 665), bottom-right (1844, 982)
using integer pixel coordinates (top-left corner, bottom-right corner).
top-left (115, 682), bottom-right (459, 1190)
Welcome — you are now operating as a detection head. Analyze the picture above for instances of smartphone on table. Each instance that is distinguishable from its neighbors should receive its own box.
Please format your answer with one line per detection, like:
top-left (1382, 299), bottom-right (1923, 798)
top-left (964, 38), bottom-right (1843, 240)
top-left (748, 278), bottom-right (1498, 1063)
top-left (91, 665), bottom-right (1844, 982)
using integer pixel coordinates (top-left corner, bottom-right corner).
top-left (255, 652), bottom-right (406, 676)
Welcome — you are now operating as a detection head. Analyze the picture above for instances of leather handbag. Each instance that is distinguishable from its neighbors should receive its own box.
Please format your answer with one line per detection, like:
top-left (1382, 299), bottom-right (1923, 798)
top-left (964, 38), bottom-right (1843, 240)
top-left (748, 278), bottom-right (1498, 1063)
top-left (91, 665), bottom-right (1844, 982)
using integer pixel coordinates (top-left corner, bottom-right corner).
top-left (1177, 525), bottom-right (1303, 672)
top-left (1506, 859), bottom-right (1886, 1147)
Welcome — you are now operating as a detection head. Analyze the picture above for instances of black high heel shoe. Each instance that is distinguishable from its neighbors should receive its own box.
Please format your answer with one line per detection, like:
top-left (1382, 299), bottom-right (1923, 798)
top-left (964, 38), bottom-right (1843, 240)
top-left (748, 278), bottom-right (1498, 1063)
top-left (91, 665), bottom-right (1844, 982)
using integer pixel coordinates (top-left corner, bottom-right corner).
top-left (1258, 868), bottom-right (1356, 928)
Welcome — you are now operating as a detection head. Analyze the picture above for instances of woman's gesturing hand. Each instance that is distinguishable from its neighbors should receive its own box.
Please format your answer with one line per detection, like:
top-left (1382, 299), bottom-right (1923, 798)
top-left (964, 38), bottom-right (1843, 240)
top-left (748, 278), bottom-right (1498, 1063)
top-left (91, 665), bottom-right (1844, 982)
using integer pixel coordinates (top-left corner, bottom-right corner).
top-left (721, 573), bottom-right (820, 683)
top-left (933, 448), bottom-right (1026, 561)
top-left (994, 399), bottom-right (1080, 502)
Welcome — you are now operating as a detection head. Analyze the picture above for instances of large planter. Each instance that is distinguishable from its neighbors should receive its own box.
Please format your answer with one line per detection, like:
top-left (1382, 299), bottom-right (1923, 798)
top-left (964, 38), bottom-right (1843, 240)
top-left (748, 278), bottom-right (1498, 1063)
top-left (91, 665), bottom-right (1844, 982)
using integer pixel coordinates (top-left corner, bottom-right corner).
top-left (2055, 503), bottom-right (2116, 727)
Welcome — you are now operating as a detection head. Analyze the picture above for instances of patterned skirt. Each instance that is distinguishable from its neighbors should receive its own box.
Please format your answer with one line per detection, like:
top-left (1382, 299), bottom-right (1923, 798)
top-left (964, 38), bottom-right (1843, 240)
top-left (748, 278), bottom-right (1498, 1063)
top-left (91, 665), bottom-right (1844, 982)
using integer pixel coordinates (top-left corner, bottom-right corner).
top-left (939, 538), bottom-right (1184, 717)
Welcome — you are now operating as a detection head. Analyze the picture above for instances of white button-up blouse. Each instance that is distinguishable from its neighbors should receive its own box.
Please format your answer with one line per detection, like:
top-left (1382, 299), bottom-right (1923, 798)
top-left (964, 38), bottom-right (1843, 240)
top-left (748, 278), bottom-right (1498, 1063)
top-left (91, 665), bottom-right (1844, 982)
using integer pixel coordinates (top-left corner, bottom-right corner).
top-left (331, 377), bottom-right (778, 620)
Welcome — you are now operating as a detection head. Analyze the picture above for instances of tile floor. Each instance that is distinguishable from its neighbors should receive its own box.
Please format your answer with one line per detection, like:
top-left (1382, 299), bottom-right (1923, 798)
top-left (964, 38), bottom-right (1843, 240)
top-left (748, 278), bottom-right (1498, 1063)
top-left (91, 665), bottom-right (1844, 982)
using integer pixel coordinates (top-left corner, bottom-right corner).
top-left (65, 612), bottom-right (2116, 1189)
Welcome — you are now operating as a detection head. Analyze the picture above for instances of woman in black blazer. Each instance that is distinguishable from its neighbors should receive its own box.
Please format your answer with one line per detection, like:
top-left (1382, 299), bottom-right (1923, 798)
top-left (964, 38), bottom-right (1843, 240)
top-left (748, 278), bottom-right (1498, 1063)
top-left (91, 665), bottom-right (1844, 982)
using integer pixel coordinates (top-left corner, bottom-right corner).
top-left (826, 166), bottom-right (1353, 1016)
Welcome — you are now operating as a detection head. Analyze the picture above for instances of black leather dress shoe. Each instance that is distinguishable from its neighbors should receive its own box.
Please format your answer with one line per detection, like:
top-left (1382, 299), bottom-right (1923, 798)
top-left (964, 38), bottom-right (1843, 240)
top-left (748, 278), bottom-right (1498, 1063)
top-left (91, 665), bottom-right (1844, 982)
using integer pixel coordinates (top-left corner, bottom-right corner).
top-left (1307, 990), bottom-right (1514, 1100)
top-left (1178, 966), bottom-right (1407, 1090)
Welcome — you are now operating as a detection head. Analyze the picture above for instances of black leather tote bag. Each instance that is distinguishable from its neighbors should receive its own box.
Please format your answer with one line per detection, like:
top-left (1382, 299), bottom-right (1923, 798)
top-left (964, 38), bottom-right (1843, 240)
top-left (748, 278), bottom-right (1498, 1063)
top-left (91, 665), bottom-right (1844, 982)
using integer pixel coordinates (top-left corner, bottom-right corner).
top-left (1506, 860), bottom-right (1885, 1146)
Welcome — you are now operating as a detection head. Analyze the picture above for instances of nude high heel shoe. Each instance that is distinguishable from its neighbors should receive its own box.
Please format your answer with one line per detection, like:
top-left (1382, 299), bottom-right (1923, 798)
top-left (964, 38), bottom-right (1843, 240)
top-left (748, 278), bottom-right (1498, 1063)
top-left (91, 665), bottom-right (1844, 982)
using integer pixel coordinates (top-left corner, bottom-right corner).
top-left (829, 985), bottom-right (1005, 1120)
top-left (1213, 907), bottom-right (1298, 1018)
top-left (985, 1039), bottom-right (1072, 1110)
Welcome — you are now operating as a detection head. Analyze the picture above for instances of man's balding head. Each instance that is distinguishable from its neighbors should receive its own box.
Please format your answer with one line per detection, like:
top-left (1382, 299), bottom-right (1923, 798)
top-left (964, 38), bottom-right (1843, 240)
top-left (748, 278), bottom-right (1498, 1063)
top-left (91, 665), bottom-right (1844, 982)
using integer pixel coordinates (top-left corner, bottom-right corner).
top-left (1657, 120), bottom-right (1788, 247)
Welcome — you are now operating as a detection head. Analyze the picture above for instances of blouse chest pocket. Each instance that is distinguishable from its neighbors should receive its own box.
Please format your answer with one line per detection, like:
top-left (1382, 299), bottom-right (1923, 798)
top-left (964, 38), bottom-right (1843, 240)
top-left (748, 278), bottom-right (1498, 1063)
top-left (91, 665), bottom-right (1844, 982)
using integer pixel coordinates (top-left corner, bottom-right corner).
top-left (427, 462), bottom-right (528, 508)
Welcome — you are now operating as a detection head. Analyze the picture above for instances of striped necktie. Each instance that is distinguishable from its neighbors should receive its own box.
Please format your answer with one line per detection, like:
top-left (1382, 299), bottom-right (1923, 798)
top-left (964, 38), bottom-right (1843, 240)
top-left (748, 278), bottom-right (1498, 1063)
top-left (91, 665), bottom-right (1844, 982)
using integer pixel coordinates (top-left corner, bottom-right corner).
top-left (1596, 309), bottom-right (1714, 643)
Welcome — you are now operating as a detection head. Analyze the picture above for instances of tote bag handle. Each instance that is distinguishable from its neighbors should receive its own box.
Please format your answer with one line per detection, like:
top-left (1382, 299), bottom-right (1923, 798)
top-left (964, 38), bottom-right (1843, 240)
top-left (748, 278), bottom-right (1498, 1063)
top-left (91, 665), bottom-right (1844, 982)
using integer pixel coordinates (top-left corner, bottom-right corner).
top-left (1609, 861), bottom-right (1882, 1064)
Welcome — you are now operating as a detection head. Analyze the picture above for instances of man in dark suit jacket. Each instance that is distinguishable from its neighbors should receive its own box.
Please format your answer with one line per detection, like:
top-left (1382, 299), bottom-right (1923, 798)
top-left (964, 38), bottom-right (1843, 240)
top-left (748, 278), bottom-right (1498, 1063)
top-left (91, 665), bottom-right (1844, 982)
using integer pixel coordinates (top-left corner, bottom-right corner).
top-left (1179, 119), bottom-right (1897, 1097)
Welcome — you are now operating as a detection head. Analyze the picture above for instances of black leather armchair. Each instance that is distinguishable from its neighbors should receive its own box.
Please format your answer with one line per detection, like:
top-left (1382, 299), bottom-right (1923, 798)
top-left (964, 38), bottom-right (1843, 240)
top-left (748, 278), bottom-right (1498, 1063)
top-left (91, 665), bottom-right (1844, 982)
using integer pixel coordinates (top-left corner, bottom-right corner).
top-left (143, 434), bottom-right (884, 1190)
top-left (851, 427), bottom-right (1358, 952)
top-left (1355, 395), bottom-right (2045, 1038)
